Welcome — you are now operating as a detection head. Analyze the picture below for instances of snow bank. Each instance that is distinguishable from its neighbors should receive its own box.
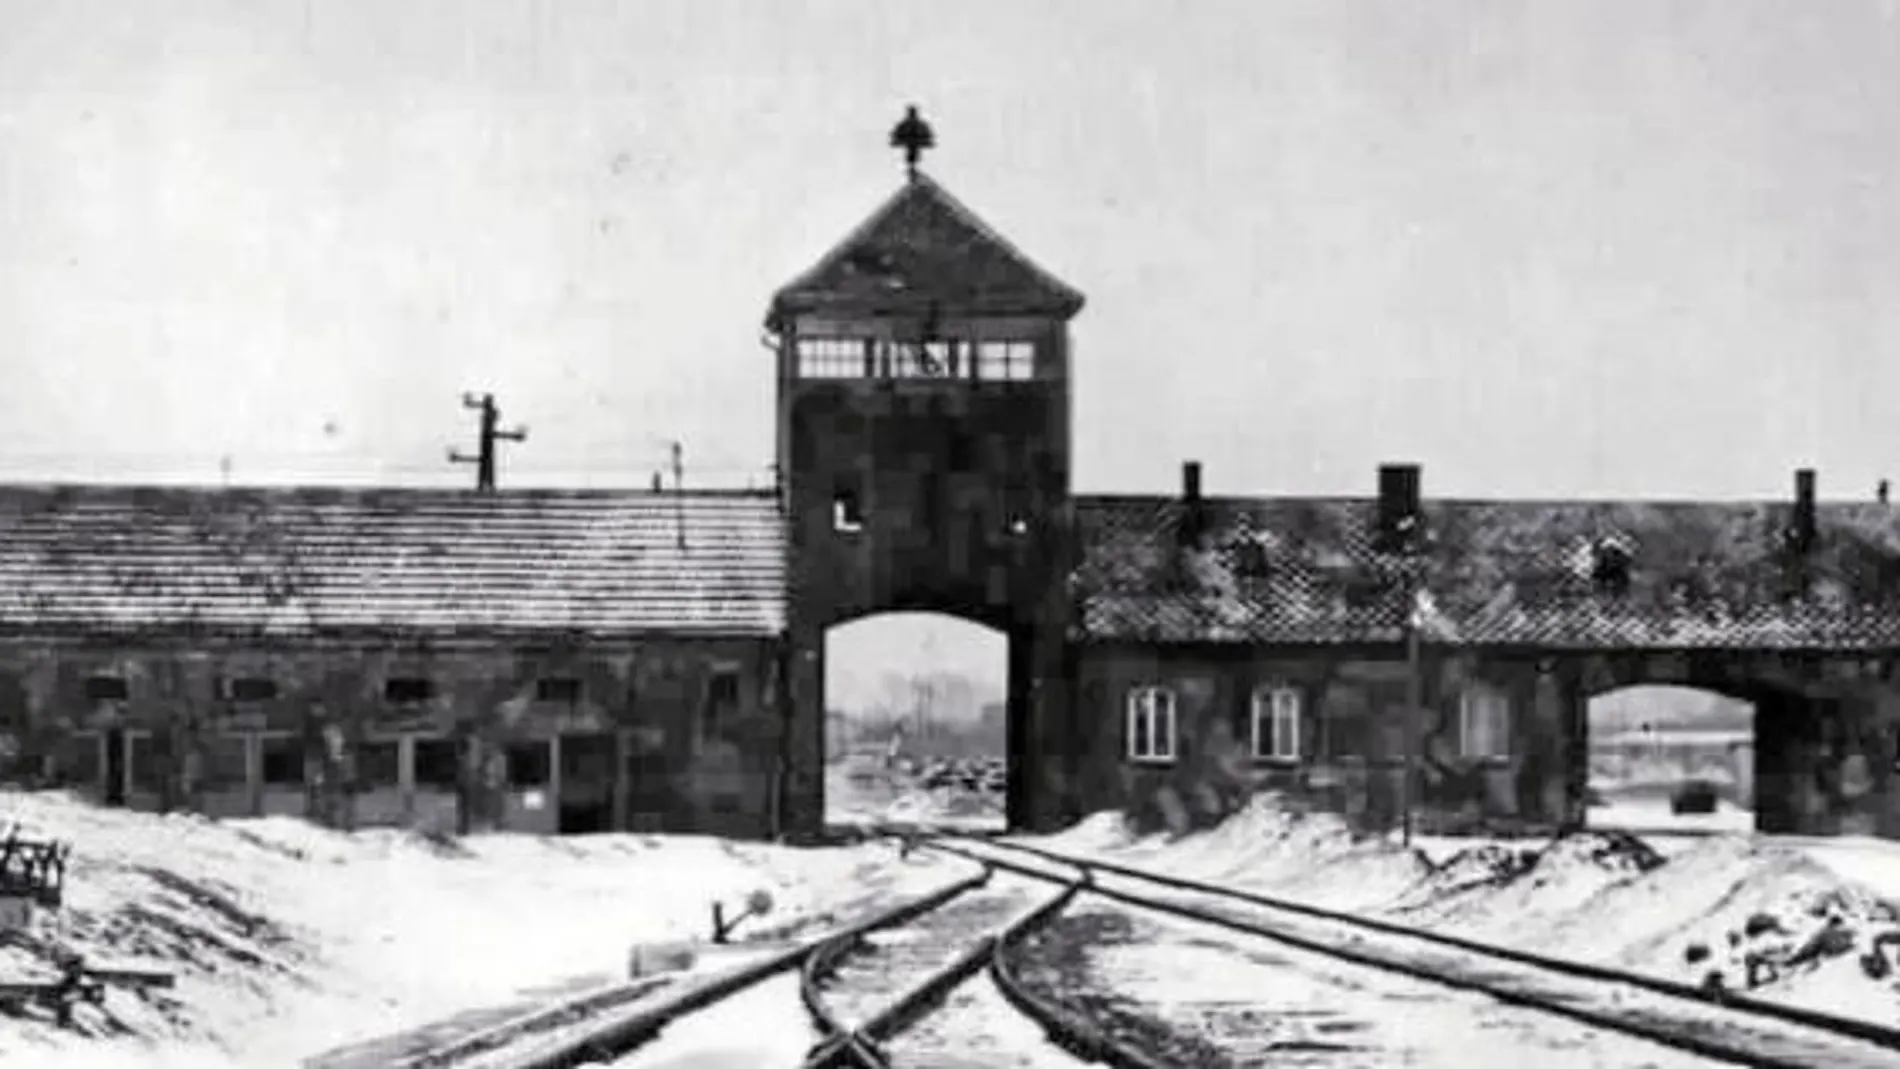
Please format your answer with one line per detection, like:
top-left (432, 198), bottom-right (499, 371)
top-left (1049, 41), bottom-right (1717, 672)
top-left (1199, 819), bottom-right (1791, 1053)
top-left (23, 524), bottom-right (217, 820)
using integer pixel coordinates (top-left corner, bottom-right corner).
top-left (1038, 795), bottom-right (1900, 1027)
top-left (0, 790), bottom-right (955, 1068)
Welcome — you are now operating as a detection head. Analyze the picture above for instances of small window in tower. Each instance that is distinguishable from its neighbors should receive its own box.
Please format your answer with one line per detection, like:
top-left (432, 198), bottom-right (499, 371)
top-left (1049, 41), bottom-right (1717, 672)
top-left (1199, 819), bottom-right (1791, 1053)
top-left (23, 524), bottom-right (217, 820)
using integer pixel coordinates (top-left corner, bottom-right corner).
top-left (795, 338), bottom-right (865, 380)
top-left (976, 341), bottom-right (1035, 382)
top-left (833, 488), bottom-right (865, 533)
top-left (536, 678), bottom-right (582, 704)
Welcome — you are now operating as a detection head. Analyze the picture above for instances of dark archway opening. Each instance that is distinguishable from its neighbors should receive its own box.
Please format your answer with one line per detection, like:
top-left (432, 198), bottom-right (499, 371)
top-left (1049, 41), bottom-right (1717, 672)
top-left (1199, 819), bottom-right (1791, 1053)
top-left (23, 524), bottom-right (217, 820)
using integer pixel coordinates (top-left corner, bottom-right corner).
top-left (822, 612), bottom-right (1010, 832)
top-left (1585, 684), bottom-right (1756, 835)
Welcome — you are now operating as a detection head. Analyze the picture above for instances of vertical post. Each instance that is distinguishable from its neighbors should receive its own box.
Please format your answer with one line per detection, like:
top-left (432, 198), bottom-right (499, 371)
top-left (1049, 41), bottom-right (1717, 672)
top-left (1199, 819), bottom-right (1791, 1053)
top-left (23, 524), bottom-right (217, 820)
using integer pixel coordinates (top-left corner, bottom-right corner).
top-left (1403, 572), bottom-right (1422, 848)
top-left (671, 441), bottom-right (686, 550)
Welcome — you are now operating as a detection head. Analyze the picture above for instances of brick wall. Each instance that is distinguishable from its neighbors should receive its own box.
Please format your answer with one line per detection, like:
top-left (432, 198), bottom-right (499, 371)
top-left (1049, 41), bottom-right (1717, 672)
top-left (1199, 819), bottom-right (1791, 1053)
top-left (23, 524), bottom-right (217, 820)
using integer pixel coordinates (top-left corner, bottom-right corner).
top-left (0, 635), bottom-right (783, 838)
top-left (1072, 643), bottom-right (1578, 836)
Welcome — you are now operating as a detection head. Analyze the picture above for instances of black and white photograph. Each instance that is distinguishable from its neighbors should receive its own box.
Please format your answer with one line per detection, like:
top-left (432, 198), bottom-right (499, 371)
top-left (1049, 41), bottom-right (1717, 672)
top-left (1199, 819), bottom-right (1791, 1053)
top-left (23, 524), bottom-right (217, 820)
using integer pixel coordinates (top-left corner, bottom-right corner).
top-left (1, 2), bottom-right (1899, 1066)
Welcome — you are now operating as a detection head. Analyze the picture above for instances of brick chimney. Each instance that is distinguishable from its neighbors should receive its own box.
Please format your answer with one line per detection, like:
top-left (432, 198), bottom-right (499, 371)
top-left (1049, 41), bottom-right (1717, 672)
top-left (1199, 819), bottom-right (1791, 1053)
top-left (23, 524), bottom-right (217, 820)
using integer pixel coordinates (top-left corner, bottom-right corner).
top-left (1376, 463), bottom-right (1422, 553)
top-left (1792, 468), bottom-right (1816, 554)
top-left (1177, 461), bottom-right (1206, 545)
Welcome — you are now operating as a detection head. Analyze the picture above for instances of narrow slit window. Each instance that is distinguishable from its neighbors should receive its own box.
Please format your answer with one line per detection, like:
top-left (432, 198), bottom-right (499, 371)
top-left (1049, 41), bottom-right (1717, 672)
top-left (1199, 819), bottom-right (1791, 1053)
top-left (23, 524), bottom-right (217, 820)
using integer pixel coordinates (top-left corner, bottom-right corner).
top-left (704, 668), bottom-right (743, 739)
top-left (84, 676), bottom-right (128, 702)
top-left (221, 677), bottom-right (279, 703)
top-left (384, 678), bottom-right (436, 704)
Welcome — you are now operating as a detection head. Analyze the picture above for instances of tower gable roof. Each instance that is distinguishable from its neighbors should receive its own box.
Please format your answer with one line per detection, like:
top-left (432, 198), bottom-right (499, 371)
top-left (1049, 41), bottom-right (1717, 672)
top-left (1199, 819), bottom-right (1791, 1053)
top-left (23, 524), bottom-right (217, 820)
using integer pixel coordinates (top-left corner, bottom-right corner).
top-left (767, 172), bottom-right (1085, 331)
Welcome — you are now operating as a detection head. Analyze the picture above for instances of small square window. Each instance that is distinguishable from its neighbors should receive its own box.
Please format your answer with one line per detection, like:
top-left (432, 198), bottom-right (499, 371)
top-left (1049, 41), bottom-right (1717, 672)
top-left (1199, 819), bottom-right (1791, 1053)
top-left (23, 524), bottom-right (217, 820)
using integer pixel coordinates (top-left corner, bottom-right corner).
top-left (260, 737), bottom-right (305, 786)
top-left (384, 678), bottom-right (436, 704)
top-left (536, 678), bottom-right (581, 704)
top-left (413, 738), bottom-right (461, 789)
top-left (507, 742), bottom-right (551, 787)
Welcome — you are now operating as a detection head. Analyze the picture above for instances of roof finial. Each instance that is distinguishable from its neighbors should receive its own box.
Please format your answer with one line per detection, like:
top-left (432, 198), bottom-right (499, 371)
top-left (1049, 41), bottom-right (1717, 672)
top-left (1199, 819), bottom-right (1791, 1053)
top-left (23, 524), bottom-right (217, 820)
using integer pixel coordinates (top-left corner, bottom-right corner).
top-left (890, 104), bottom-right (934, 182)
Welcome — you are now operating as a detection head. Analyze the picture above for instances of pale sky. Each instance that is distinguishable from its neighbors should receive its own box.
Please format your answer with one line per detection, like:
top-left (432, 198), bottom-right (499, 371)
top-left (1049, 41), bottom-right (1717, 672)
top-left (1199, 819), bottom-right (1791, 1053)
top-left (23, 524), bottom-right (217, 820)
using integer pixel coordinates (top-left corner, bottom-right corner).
top-left (3, 1), bottom-right (1899, 500)
top-left (826, 613), bottom-right (1005, 716)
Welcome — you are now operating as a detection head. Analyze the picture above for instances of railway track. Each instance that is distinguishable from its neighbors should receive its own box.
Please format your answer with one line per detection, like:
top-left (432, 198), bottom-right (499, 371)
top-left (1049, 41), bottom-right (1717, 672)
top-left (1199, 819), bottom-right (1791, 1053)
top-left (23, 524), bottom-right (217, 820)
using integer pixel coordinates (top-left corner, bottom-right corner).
top-left (348, 860), bottom-right (1119, 1069)
top-left (797, 871), bottom-right (1090, 1068)
top-left (924, 833), bottom-right (1900, 1069)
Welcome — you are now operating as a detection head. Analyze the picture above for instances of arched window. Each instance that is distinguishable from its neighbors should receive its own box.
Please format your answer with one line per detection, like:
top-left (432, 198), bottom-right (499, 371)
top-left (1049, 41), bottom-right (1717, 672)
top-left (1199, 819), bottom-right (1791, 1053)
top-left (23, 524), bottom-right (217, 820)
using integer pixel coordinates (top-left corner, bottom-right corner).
top-left (1126, 685), bottom-right (1177, 763)
top-left (1250, 684), bottom-right (1302, 761)
top-left (1460, 681), bottom-right (1512, 759)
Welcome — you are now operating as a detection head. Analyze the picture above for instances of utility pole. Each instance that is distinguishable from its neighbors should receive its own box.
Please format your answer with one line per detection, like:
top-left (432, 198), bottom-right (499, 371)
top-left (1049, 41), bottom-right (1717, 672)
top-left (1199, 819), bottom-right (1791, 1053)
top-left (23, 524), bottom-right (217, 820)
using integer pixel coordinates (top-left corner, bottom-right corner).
top-left (1398, 565), bottom-right (1428, 850)
top-left (447, 392), bottom-right (527, 492)
top-left (670, 440), bottom-right (685, 550)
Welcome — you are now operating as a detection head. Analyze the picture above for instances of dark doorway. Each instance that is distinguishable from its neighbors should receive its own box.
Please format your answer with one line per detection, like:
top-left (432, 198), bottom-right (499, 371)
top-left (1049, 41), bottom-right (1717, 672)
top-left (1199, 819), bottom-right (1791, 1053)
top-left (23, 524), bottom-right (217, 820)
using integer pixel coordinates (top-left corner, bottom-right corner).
top-left (558, 732), bottom-right (615, 834)
top-left (623, 728), bottom-right (675, 833)
top-left (102, 728), bottom-right (127, 807)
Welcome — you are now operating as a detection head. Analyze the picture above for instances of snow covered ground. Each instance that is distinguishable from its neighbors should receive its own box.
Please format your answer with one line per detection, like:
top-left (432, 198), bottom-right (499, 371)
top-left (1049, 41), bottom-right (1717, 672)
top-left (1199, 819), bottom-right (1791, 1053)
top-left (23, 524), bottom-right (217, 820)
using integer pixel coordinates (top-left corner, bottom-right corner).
top-left (0, 789), bottom-right (961, 1068)
top-left (824, 758), bottom-right (1004, 832)
top-left (12, 778), bottom-right (1900, 1067)
top-left (1028, 794), bottom-right (1900, 1029)
top-left (1587, 794), bottom-right (1756, 838)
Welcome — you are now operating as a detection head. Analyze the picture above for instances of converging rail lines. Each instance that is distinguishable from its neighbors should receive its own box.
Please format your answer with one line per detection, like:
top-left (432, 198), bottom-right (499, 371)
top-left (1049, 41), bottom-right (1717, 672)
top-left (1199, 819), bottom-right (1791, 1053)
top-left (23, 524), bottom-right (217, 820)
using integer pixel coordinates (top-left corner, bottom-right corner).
top-left (923, 833), bottom-right (1900, 1069)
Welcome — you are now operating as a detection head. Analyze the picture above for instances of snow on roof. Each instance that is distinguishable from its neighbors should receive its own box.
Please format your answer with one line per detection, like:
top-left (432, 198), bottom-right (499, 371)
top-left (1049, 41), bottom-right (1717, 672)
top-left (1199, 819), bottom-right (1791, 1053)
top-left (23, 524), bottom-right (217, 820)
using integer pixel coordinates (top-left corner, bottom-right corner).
top-left (1072, 494), bottom-right (1900, 649)
top-left (0, 485), bottom-right (787, 640)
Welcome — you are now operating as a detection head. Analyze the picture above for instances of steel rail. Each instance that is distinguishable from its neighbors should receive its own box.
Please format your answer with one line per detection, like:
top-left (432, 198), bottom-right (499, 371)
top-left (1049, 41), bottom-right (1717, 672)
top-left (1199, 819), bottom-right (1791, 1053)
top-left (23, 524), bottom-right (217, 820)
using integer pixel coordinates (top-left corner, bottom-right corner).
top-left (966, 834), bottom-right (1900, 1053)
top-left (483, 868), bottom-right (990, 1069)
top-left (799, 878), bottom-right (1144, 1069)
top-left (925, 837), bottom-right (1900, 1069)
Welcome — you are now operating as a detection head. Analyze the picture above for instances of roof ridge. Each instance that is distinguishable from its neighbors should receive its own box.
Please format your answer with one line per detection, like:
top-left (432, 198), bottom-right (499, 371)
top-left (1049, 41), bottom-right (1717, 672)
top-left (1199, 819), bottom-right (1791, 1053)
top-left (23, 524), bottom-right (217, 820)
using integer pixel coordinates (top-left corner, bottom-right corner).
top-left (767, 170), bottom-right (1084, 327)
top-left (908, 172), bottom-right (1085, 306)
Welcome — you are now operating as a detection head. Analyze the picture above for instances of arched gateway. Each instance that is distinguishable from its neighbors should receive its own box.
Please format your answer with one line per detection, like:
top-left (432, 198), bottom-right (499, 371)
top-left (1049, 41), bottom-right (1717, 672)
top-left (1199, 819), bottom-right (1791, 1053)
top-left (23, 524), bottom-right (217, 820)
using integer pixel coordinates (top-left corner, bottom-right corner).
top-left (769, 112), bottom-right (1086, 834)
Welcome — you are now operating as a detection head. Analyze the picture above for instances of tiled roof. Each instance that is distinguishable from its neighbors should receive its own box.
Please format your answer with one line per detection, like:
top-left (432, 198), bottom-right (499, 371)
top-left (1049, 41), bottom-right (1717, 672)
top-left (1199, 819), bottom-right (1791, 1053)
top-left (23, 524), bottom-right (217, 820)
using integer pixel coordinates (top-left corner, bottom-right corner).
top-left (0, 486), bottom-right (787, 640)
top-left (767, 172), bottom-right (1085, 330)
top-left (1072, 495), bottom-right (1900, 651)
